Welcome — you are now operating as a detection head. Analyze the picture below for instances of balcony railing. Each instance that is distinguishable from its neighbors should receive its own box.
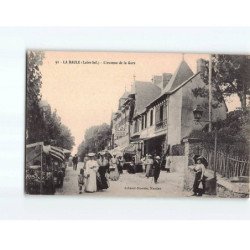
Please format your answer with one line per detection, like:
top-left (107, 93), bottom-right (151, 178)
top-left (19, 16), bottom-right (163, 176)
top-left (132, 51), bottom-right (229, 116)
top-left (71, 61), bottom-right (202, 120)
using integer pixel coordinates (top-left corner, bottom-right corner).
top-left (155, 119), bottom-right (167, 131)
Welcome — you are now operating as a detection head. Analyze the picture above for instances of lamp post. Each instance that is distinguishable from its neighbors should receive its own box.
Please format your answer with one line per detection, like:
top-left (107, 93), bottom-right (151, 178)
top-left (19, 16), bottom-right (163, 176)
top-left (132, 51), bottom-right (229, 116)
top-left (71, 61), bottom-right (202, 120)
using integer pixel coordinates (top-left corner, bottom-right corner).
top-left (193, 105), bottom-right (218, 189)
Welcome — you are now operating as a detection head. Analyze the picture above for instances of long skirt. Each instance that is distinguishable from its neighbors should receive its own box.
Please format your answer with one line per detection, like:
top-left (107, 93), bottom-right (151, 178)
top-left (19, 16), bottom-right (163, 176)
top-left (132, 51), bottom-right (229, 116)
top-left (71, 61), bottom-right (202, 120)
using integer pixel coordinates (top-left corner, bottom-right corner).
top-left (85, 172), bottom-right (97, 192)
top-left (145, 165), bottom-right (152, 177)
top-left (97, 166), bottom-right (109, 190)
top-left (109, 165), bottom-right (119, 181)
top-left (193, 172), bottom-right (206, 195)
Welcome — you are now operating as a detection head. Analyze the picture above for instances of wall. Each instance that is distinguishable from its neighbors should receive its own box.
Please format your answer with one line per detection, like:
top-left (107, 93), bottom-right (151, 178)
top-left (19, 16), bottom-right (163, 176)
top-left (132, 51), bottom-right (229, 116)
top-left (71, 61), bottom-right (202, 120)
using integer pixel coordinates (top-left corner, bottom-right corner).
top-left (181, 74), bottom-right (227, 141)
top-left (181, 75), bottom-right (208, 140)
top-left (167, 90), bottom-right (182, 145)
top-left (169, 155), bottom-right (188, 173)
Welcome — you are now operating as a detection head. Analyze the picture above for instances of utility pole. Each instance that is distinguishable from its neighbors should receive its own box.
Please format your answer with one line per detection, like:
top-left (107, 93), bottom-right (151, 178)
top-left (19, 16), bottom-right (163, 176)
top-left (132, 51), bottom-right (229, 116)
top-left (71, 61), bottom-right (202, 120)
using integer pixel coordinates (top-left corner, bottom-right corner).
top-left (209, 54), bottom-right (217, 191)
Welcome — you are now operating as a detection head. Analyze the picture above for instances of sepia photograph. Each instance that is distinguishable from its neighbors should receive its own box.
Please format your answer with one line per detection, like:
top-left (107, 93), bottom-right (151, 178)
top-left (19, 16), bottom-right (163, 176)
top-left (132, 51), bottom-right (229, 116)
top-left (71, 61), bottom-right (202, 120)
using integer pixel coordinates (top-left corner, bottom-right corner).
top-left (25, 51), bottom-right (250, 198)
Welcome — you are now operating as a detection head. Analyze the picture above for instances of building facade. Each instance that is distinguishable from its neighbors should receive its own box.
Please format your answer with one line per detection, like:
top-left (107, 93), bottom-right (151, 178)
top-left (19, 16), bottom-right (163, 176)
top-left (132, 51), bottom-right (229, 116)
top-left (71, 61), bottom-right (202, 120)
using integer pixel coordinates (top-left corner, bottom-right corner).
top-left (111, 59), bottom-right (227, 159)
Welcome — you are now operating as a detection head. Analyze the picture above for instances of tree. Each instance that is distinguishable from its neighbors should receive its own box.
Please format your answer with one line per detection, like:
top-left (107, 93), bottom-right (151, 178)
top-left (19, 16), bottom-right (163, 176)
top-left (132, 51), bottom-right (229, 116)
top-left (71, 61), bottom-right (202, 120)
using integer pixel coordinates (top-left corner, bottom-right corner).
top-left (26, 51), bottom-right (75, 150)
top-left (26, 51), bottom-right (46, 143)
top-left (188, 109), bottom-right (250, 157)
top-left (57, 124), bottom-right (75, 150)
top-left (77, 123), bottom-right (111, 159)
top-left (193, 55), bottom-right (250, 110)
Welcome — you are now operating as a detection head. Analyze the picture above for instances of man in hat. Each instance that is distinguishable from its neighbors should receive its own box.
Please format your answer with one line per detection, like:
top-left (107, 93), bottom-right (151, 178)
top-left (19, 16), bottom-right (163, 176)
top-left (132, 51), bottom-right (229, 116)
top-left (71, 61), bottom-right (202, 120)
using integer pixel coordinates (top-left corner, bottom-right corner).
top-left (73, 154), bottom-right (78, 171)
top-left (153, 156), bottom-right (161, 183)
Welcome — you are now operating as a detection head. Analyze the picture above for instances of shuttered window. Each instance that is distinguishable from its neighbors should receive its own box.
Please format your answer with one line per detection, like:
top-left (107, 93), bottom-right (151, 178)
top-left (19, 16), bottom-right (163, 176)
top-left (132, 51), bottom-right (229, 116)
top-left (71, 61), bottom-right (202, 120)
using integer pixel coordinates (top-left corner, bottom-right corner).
top-left (150, 109), bottom-right (153, 126)
top-left (155, 102), bottom-right (167, 124)
top-left (141, 115), bottom-right (144, 130)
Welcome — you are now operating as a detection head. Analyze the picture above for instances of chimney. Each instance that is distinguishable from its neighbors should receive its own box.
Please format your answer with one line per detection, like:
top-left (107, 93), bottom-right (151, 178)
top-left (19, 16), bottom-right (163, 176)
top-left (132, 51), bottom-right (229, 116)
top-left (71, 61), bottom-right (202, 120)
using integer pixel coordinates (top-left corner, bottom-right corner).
top-left (162, 73), bottom-right (172, 89)
top-left (152, 75), bottom-right (163, 90)
top-left (197, 58), bottom-right (207, 73)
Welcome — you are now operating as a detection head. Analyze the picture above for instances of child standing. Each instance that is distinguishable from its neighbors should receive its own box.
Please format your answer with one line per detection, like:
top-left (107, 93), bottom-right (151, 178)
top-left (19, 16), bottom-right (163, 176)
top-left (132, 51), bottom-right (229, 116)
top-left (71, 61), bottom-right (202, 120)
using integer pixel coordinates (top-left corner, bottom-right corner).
top-left (78, 168), bottom-right (85, 194)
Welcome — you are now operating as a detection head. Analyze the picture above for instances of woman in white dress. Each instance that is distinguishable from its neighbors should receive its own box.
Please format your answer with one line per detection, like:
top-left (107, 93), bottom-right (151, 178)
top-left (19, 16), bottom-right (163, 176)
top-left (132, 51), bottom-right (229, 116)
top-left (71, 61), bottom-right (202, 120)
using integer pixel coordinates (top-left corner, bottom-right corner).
top-left (109, 154), bottom-right (120, 181)
top-left (145, 154), bottom-right (153, 178)
top-left (84, 153), bottom-right (99, 193)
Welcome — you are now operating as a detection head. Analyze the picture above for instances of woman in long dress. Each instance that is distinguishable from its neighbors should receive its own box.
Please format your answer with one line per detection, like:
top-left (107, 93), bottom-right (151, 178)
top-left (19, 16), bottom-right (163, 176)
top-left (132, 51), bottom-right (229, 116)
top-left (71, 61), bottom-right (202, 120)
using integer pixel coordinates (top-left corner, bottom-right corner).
top-left (145, 155), bottom-right (153, 178)
top-left (109, 154), bottom-right (120, 181)
top-left (190, 156), bottom-right (206, 196)
top-left (84, 153), bottom-right (99, 193)
top-left (96, 152), bottom-right (109, 190)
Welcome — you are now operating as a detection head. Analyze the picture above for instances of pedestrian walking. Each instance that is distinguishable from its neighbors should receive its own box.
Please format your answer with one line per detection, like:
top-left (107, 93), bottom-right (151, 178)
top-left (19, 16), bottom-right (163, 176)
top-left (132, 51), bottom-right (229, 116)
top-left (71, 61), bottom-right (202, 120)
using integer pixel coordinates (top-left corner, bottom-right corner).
top-left (152, 156), bottom-right (161, 183)
top-left (96, 152), bottom-right (109, 190)
top-left (165, 155), bottom-right (171, 173)
top-left (145, 154), bottom-right (153, 178)
top-left (117, 156), bottom-right (124, 174)
top-left (141, 154), bottom-right (147, 173)
top-left (73, 154), bottom-right (78, 170)
top-left (78, 168), bottom-right (85, 194)
top-left (84, 153), bottom-right (99, 193)
top-left (68, 155), bottom-right (73, 168)
top-left (109, 154), bottom-right (120, 181)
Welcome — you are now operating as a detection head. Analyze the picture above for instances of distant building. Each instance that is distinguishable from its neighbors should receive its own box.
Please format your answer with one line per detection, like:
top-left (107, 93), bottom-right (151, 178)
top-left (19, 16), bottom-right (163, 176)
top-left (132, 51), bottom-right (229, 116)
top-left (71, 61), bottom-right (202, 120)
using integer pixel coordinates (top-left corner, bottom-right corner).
top-left (110, 90), bottom-right (133, 151)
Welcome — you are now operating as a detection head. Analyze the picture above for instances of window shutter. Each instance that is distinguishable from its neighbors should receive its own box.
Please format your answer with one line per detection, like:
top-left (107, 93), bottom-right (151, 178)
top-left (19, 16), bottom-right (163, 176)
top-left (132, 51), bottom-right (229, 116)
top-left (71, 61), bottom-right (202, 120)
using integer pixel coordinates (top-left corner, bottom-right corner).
top-left (155, 106), bottom-right (160, 123)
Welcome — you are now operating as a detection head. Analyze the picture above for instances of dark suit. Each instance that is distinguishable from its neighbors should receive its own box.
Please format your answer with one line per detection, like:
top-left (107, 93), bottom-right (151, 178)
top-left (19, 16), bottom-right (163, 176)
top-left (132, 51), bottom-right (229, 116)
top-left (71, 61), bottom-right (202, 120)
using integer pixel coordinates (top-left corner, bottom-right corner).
top-left (153, 160), bottom-right (161, 183)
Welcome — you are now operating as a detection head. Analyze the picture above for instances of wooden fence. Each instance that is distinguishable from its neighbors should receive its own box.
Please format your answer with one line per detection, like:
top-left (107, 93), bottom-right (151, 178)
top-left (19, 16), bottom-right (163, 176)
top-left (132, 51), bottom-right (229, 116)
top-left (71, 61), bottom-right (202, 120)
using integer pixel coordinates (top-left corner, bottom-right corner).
top-left (202, 149), bottom-right (250, 179)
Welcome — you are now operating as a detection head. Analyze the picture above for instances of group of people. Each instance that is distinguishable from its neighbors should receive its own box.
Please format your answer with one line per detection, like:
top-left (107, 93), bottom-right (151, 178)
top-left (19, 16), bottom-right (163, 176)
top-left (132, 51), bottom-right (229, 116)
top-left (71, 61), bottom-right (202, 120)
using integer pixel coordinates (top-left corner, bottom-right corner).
top-left (141, 154), bottom-right (168, 184)
top-left (78, 152), bottom-right (122, 194)
top-left (68, 154), bottom-right (79, 171)
top-left (75, 150), bottom-right (208, 196)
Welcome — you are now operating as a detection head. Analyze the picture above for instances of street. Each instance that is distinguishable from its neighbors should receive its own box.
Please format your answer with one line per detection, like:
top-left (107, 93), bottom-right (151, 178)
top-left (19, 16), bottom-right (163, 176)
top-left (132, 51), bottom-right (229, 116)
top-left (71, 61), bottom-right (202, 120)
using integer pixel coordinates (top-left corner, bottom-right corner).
top-left (56, 162), bottom-right (191, 197)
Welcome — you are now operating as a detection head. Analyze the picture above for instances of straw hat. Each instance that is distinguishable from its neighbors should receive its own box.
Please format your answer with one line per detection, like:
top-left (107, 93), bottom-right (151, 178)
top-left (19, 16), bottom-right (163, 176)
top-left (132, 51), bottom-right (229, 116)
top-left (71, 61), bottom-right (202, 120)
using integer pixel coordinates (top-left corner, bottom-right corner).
top-left (88, 152), bottom-right (95, 157)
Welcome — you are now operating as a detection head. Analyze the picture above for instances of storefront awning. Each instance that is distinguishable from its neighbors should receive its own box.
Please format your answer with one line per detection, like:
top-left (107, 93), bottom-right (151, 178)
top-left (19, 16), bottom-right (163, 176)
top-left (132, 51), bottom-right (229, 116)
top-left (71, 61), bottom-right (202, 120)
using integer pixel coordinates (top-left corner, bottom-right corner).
top-left (140, 132), bottom-right (166, 141)
top-left (124, 144), bottom-right (136, 154)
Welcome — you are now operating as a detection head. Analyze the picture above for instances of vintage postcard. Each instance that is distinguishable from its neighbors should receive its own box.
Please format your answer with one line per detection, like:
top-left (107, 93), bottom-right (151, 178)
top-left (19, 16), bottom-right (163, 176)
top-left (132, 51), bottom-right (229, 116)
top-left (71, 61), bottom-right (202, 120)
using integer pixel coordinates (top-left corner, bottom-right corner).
top-left (25, 51), bottom-right (250, 198)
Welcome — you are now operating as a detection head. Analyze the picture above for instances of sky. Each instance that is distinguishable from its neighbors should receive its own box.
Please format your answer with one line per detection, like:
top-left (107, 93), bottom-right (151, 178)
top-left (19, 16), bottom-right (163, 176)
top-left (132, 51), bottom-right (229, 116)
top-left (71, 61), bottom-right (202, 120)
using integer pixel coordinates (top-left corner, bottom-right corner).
top-left (40, 51), bottom-right (239, 154)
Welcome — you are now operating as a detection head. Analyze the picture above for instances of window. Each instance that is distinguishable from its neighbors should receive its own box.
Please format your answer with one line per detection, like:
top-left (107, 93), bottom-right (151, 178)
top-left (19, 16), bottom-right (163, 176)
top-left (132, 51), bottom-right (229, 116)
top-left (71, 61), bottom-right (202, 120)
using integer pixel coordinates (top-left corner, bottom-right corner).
top-left (134, 119), bottom-right (139, 133)
top-left (155, 102), bottom-right (167, 127)
top-left (150, 110), bottom-right (153, 126)
top-left (145, 113), bottom-right (147, 128)
top-left (160, 105), bottom-right (164, 121)
top-left (141, 115), bottom-right (144, 130)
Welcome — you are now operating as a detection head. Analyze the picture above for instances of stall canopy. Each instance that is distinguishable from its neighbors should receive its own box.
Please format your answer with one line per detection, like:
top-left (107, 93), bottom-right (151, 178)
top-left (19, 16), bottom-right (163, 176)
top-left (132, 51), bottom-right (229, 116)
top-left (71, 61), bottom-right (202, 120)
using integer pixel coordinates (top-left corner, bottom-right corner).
top-left (62, 148), bottom-right (71, 154)
top-left (26, 143), bottom-right (65, 165)
top-left (49, 146), bottom-right (65, 161)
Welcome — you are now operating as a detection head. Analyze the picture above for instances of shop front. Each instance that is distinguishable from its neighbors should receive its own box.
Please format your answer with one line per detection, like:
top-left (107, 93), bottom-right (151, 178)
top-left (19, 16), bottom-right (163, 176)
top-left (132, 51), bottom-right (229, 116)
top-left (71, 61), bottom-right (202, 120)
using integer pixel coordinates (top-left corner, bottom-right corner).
top-left (143, 134), bottom-right (166, 158)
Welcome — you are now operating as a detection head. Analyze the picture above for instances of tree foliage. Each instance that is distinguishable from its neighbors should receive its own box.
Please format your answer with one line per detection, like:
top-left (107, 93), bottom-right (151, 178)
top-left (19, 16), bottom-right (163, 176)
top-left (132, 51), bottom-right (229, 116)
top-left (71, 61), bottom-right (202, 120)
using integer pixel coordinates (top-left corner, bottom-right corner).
top-left (77, 123), bottom-right (111, 160)
top-left (193, 55), bottom-right (250, 110)
top-left (26, 51), bottom-right (75, 150)
top-left (188, 109), bottom-right (250, 157)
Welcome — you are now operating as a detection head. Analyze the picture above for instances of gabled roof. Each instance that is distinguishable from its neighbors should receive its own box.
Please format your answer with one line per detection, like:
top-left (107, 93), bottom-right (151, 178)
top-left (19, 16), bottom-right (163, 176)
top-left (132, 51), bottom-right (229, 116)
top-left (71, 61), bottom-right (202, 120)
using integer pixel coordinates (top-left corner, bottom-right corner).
top-left (120, 90), bottom-right (130, 99)
top-left (163, 60), bottom-right (194, 93)
top-left (146, 61), bottom-right (199, 109)
top-left (133, 81), bottom-right (161, 116)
